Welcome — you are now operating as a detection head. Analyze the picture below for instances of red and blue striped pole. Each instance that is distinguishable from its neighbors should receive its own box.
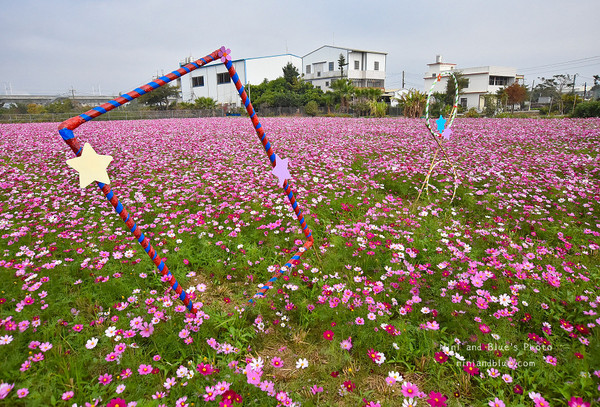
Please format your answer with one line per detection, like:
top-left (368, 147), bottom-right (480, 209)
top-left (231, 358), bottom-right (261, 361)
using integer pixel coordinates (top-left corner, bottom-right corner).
top-left (57, 47), bottom-right (313, 311)
top-left (218, 48), bottom-right (313, 302)
top-left (58, 50), bottom-right (222, 314)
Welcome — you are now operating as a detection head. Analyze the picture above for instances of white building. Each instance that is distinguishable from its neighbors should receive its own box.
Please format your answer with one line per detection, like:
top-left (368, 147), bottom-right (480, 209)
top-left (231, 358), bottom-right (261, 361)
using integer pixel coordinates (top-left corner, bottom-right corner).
top-left (302, 45), bottom-right (386, 91)
top-left (180, 54), bottom-right (302, 107)
top-left (423, 55), bottom-right (523, 111)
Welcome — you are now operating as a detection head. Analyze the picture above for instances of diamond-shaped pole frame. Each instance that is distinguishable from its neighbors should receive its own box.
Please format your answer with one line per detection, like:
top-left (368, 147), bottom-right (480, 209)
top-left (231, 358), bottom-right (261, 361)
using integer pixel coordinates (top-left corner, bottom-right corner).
top-left (57, 47), bottom-right (314, 313)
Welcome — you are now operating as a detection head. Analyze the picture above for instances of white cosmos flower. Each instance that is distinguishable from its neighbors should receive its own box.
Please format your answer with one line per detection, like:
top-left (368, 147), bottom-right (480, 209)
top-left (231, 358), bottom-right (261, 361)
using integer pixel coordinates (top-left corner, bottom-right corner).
top-left (86, 337), bottom-right (98, 349)
top-left (295, 358), bottom-right (309, 369)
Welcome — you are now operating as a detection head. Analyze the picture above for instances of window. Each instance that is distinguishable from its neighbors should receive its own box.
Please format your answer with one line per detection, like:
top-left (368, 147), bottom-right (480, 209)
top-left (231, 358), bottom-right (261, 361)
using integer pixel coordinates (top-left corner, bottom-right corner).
top-left (463, 78), bottom-right (469, 89)
top-left (374, 61), bottom-right (379, 71)
top-left (217, 73), bottom-right (230, 84)
top-left (489, 76), bottom-right (509, 86)
top-left (432, 73), bottom-right (436, 78)
top-left (329, 62), bottom-right (334, 71)
top-left (325, 81), bottom-right (329, 87)
top-left (460, 98), bottom-right (467, 108)
top-left (317, 71), bottom-right (321, 77)
top-left (354, 60), bottom-right (360, 70)
top-left (306, 65), bottom-right (311, 74)
top-left (192, 76), bottom-right (204, 87)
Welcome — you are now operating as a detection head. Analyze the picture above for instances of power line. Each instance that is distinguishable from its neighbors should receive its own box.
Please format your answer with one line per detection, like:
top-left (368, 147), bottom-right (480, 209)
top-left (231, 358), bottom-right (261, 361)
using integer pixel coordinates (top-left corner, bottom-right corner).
top-left (518, 56), bottom-right (600, 72)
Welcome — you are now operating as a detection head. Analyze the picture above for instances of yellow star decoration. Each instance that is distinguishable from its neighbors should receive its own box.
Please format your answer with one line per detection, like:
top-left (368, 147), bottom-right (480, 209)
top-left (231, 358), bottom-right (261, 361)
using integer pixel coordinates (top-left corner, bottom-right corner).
top-left (66, 142), bottom-right (113, 188)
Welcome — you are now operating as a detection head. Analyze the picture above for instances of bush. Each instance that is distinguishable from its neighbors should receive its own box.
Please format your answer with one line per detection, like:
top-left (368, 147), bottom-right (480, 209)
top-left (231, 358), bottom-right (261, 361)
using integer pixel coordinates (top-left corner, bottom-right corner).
top-left (571, 100), bottom-right (600, 117)
top-left (465, 108), bottom-right (480, 118)
top-left (370, 102), bottom-right (387, 118)
top-left (305, 100), bottom-right (319, 116)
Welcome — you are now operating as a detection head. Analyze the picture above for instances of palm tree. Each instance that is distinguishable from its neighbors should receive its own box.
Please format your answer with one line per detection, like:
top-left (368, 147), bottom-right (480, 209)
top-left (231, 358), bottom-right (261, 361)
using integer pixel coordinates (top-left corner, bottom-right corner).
top-left (331, 79), bottom-right (355, 113)
top-left (397, 90), bottom-right (427, 118)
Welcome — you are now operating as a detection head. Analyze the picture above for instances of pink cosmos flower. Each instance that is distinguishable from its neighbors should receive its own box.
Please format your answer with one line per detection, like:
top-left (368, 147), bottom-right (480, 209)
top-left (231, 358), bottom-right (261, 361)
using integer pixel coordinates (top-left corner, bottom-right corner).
top-left (62, 391), bottom-right (74, 400)
top-left (545, 355), bottom-right (557, 366)
top-left (17, 388), bottom-right (29, 398)
top-left (270, 357), bottom-right (283, 368)
top-left (139, 322), bottom-right (154, 338)
top-left (310, 385), bottom-right (323, 395)
top-left (0, 383), bottom-right (13, 399)
top-left (489, 397), bottom-right (506, 407)
top-left (401, 381), bottom-right (419, 398)
top-left (138, 364), bottom-right (152, 375)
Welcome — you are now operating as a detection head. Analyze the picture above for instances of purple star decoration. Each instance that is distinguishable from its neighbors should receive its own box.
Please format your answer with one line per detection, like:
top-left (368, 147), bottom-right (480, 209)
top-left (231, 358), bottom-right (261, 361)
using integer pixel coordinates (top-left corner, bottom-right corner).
top-left (272, 154), bottom-right (291, 188)
top-left (442, 128), bottom-right (453, 140)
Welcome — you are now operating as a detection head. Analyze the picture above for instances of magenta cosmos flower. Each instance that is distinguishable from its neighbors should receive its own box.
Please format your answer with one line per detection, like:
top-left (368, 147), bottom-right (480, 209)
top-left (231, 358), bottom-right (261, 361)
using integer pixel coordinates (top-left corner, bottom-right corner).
top-left (98, 373), bottom-right (112, 386)
top-left (323, 330), bottom-right (334, 340)
top-left (197, 362), bottom-right (214, 375)
top-left (427, 391), bottom-right (447, 406)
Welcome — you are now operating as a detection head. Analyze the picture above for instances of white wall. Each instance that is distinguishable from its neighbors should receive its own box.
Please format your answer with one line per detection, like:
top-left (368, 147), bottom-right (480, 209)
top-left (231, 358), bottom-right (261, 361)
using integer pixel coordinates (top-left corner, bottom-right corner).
top-left (423, 63), bottom-right (520, 111)
top-left (181, 54), bottom-right (302, 107)
top-left (303, 46), bottom-right (349, 88)
top-left (245, 55), bottom-right (302, 86)
top-left (303, 46), bottom-right (386, 90)
top-left (181, 60), bottom-right (246, 107)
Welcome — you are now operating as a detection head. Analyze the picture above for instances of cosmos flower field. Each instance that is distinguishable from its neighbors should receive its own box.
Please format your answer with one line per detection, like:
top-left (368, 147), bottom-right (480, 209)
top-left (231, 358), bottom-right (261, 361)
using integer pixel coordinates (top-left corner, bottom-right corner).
top-left (0, 117), bottom-right (599, 407)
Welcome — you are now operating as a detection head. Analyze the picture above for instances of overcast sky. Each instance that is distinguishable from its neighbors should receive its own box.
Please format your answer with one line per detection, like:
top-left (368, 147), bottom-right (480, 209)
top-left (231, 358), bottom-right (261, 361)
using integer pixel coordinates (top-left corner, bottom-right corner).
top-left (1, 0), bottom-right (599, 96)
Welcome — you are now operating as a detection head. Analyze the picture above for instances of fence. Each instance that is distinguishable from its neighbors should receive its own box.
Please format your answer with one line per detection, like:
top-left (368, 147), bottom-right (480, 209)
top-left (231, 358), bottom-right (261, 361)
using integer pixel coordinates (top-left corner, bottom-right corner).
top-left (1, 106), bottom-right (406, 124)
top-left (0, 109), bottom-right (225, 124)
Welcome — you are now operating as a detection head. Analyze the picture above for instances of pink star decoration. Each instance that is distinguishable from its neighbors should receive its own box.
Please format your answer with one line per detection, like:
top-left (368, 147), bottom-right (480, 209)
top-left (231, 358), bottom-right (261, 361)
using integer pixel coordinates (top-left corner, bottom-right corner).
top-left (272, 154), bottom-right (291, 187)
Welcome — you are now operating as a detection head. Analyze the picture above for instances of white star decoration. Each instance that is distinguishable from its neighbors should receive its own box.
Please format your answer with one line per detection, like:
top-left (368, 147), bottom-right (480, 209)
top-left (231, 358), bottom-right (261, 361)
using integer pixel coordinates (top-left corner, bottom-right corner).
top-left (66, 143), bottom-right (113, 188)
top-left (272, 154), bottom-right (291, 188)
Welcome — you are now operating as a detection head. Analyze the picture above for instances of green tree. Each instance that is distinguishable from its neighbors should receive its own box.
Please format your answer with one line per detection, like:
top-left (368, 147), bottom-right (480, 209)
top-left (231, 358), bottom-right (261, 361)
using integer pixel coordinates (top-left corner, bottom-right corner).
top-left (194, 97), bottom-right (217, 109)
top-left (590, 75), bottom-right (600, 100)
top-left (445, 71), bottom-right (469, 105)
top-left (338, 53), bottom-right (348, 79)
top-left (46, 98), bottom-right (74, 113)
top-left (305, 100), bottom-right (319, 116)
top-left (137, 83), bottom-right (179, 110)
top-left (282, 63), bottom-right (299, 87)
top-left (396, 90), bottom-right (427, 118)
top-left (483, 94), bottom-right (497, 117)
top-left (331, 79), bottom-right (355, 113)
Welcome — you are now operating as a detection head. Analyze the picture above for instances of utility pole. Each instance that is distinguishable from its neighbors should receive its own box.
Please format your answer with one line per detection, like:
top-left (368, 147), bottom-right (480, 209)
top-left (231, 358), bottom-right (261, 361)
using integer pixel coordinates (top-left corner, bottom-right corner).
top-left (402, 71), bottom-right (405, 89)
top-left (572, 73), bottom-right (578, 112)
top-left (528, 80), bottom-right (534, 111)
top-left (583, 82), bottom-right (587, 100)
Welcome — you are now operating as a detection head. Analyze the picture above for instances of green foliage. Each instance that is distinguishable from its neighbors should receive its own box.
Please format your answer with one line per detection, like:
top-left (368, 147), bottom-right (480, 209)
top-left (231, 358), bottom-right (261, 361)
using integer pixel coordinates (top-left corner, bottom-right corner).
top-left (194, 97), bottom-right (217, 110)
top-left (247, 77), bottom-right (324, 108)
top-left (337, 53), bottom-right (347, 78)
top-left (304, 100), bottom-right (319, 116)
top-left (444, 71), bottom-right (468, 105)
top-left (571, 100), bottom-right (600, 117)
top-left (483, 95), bottom-right (498, 117)
top-left (370, 101), bottom-right (387, 118)
top-left (137, 83), bottom-right (179, 110)
top-left (465, 107), bottom-right (480, 118)
top-left (45, 98), bottom-right (75, 113)
top-left (331, 79), bottom-right (354, 112)
top-left (282, 62), bottom-right (300, 86)
top-left (396, 90), bottom-right (426, 118)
